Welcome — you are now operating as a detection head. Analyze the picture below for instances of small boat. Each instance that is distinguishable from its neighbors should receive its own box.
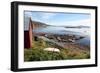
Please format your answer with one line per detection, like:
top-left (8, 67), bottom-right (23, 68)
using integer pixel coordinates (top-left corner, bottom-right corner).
top-left (44, 48), bottom-right (60, 53)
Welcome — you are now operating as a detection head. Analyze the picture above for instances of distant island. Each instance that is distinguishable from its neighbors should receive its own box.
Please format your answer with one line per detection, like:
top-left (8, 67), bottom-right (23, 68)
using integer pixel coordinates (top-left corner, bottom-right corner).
top-left (65, 25), bottom-right (90, 28)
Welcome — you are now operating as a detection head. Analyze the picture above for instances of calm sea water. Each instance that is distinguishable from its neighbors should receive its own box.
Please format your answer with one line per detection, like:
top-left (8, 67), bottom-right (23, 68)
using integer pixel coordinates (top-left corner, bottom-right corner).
top-left (33, 26), bottom-right (90, 46)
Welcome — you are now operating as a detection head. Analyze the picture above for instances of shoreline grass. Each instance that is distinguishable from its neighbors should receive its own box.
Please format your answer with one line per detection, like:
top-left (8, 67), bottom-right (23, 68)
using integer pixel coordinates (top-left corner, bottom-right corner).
top-left (24, 38), bottom-right (90, 62)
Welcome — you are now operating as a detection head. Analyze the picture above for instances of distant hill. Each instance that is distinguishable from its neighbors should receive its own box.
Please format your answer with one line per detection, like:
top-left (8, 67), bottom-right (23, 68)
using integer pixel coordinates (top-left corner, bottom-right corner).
top-left (32, 20), bottom-right (49, 29)
top-left (31, 19), bottom-right (90, 29)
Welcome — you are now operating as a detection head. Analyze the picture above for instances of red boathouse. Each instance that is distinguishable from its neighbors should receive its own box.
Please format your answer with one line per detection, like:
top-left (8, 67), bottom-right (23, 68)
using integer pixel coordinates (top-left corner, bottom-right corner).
top-left (24, 17), bottom-right (33, 48)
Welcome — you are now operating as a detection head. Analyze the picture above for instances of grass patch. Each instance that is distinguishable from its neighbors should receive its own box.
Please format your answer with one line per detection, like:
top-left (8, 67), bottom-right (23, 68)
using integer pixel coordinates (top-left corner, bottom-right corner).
top-left (24, 37), bottom-right (90, 61)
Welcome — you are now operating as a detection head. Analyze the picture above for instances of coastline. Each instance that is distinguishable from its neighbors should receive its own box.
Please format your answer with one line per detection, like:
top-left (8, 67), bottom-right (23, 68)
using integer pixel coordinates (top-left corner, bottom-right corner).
top-left (33, 32), bottom-right (90, 51)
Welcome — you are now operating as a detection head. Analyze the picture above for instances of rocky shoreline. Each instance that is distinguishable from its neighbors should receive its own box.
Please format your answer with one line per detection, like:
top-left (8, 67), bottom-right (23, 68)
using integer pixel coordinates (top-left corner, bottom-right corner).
top-left (34, 32), bottom-right (85, 42)
top-left (45, 34), bottom-right (85, 43)
top-left (33, 32), bottom-right (90, 51)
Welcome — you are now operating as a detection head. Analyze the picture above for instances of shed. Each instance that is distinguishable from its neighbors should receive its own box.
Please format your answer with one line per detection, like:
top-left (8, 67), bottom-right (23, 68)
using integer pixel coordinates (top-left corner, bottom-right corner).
top-left (24, 16), bottom-right (33, 48)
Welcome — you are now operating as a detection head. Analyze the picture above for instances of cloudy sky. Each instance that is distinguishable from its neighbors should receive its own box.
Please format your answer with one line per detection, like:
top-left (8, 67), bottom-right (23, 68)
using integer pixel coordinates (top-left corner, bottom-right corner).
top-left (24, 11), bottom-right (91, 26)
